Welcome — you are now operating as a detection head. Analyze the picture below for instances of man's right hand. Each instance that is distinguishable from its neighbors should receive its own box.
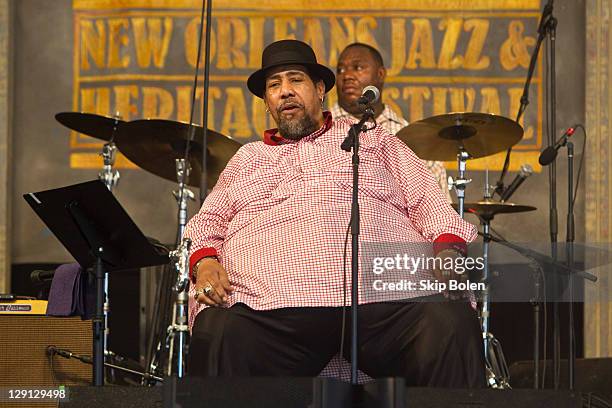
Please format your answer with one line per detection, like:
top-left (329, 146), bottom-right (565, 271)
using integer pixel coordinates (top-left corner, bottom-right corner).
top-left (194, 258), bottom-right (234, 306)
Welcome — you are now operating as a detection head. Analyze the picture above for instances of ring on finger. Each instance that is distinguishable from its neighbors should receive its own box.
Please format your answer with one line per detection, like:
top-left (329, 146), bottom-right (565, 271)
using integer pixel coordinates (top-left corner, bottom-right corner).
top-left (203, 283), bottom-right (214, 297)
top-left (194, 288), bottom-right (204, 301)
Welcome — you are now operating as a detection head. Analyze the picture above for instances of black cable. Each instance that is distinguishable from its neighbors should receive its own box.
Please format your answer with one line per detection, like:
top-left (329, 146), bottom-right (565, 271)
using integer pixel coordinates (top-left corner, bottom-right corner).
top-left (338, 217), bottom-right (352, 379)
top-left (582, 393), bottom-right (612, 408)
top-left (182, 0), bottom-right (207, 165)
top-left (199, 0), bottom-right (214, 204)
top-left (572, 124), bottom-right (586, 208)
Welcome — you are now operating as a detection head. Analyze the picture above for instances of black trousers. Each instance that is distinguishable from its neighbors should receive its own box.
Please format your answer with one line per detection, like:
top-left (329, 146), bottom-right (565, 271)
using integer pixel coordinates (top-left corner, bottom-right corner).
top-left (189, 297), bottom-right (486, 387)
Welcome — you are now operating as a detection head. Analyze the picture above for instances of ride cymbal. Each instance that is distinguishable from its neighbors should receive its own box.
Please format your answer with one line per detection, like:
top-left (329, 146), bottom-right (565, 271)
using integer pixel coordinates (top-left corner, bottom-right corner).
top-left (115, 119), bottom-right (242, 188)
top-left (396, 112), bottom-right (523, 161)
top-left (55, 112), bottom-right (125, 141)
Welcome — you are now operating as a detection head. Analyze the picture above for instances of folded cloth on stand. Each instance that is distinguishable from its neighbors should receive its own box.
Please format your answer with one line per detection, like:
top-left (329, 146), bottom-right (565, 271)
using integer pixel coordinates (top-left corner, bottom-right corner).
top-left (46, 263), bottom-right (95, 319)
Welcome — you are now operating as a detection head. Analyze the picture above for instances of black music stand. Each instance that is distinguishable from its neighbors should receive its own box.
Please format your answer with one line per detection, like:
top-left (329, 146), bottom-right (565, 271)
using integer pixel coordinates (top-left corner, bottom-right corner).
top-left (24, 180), bottom-right (169, 386)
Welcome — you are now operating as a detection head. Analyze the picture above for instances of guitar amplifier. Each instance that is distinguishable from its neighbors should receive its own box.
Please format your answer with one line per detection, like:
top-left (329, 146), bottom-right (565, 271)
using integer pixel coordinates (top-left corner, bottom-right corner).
top-left (0, 315), bottom-right (92, 387)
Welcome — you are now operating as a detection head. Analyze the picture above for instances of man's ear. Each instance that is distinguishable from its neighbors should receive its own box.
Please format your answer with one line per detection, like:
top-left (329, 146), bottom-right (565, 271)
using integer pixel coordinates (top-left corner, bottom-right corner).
top-left (317, 80), bottom-right (326, 100)
top-left (378, 65), bottom-right (387, 83)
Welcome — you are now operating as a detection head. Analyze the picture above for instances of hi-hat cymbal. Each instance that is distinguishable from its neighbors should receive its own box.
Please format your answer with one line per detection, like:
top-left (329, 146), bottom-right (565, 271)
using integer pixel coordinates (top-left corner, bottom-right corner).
top-left (396, 112), bottom-right (523, 161)
top-left (453, 199), bottom-right (536, 220)
top-left (55, 112), bottom-right (125, 141)
top-left (115, 119), bottom-right (242, 188)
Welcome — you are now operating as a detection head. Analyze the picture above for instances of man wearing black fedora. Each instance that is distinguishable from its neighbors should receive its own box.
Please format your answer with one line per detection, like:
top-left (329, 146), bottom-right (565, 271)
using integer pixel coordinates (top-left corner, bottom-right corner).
top-left (185, 39), bottom-right (485, 387)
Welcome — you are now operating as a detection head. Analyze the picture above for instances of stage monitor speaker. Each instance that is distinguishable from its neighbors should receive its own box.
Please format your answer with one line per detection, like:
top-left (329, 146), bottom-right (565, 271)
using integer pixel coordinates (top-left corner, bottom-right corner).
top-left (163, 377), bottom-right (584, 408)
top-left (509, 358), bottom-right (612, 401)
top-left (0, 315), bottom-right (92, 386)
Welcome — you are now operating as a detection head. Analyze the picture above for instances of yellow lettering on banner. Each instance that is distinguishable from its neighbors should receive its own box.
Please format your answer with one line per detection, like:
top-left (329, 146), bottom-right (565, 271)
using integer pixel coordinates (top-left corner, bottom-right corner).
top-left (142, 87), bottom-right (174, 118)
top-left (480, 87), bottom-right (501, 115)
top-left (108, 18), bottom-right (130, 68)
top-left (406, 19), bottom-right (435, 69)
top-left (356, 17), bottom-right (381, 51)
top-left (329, 18), bottom-right (355, 67)
top-left (131, 17), bottom-right (173, 69)
top-left (221, 88), bottom-right (250, 138)
top-left (80, 19), bottom-right (106, 70)
top-left (326, 89), bottom-right (338, 110)
top-left (463, 19), bottom-right (490, 70)
top-left (508, 87), bottom-right (534, 140)
top-left (304, 19), bottom-right (327, 65)
top-left (449, 88), bottom-right (476, 112)
top-left (176, 86), bottom-right (202, 123)
top-left (437, 18), bottom-right (464, 70)
top-left (113, 85), bottom-right (139, 120)
top-left (184, 18), bottom-right (216, 68)
top-left (176, 86), bottom-right (222, 127)
top-left (249, 18), bottom-right (265, 69)
top-left (274, 17), bottom-right (297, 41)
top-left (80, 87), bottom-right (110, 115)
top-left (403, 86), bottom-right (431, 122)
top-left (382, 87), bottom-right (405, 122)
top-left (388, 19), bottom-right (406, 76)
top-left (217, 18), bottom-right (248, 69)
top-left (432, 87), bottom-right (448, 115)
top-left (500, 20), bottom-right (535, 71)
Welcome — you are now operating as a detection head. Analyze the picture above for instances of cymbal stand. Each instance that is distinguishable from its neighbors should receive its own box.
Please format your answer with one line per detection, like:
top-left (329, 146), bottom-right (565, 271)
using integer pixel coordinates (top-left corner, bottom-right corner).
top-left (448, 149), bottom-right (471, 217)
top-left (165, 158), bottom-right (194, 378)
top-left (480, 214), bottom-right (511, 388)
top-left (97, 114), bottom-right (120, 376)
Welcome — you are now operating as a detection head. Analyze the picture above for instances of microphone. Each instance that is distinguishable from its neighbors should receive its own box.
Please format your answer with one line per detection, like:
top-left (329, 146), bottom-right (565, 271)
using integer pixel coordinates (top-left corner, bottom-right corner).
top-left (538, 126), bottom-right (576, 166)
top-left (30, 269), bottom-right (55, 285)
top-left (357, 85), bottom-right (380, 105)
top-left (500, 164), bottom-right (533, 202)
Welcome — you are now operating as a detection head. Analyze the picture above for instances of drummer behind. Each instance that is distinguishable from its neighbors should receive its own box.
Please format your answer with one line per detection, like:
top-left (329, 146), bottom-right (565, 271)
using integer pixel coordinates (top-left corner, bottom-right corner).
top-left (186, 39), bottom-right (485, 386)
top-left (331, 43), bottom-right (452, 202)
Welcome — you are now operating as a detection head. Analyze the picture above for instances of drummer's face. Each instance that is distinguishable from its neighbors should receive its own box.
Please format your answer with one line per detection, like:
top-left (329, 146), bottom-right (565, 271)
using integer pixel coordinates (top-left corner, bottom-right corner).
top-left (263, 65), bottom-right (325, 140)
top-left (336, 46), bottom-right (385, 114)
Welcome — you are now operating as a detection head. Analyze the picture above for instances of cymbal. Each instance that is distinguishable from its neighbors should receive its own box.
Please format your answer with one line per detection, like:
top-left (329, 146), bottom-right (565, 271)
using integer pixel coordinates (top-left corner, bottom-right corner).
top-left (453, 199), bottom-right (536, 220)
top-left (396, 112), bottom-right (523, 161)
top-left (55, 112), bottom-right (125, 141)
top-left (115, 119), bottom-right (242, 188)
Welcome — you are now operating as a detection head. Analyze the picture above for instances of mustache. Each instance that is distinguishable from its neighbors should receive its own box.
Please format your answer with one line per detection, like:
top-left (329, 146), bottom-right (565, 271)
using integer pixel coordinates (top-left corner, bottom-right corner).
top-left (277, 100), bottom-right (304, 113)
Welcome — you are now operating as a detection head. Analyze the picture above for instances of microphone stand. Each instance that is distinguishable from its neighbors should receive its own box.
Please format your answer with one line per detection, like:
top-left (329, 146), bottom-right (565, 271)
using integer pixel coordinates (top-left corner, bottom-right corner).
top-left (566, 141), bottom-right (575, 389)
top-left (494, 0), bottom-right (553, 198)
top-left (341, 104), bottom-right (375, 385)
top-left (494, 0), bottom-right (555, 389)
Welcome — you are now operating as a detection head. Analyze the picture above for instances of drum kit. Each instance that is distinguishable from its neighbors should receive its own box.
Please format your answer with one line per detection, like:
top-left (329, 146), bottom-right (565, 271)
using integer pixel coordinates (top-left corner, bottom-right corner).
top-left (54, 109), bottom-right (535, 388)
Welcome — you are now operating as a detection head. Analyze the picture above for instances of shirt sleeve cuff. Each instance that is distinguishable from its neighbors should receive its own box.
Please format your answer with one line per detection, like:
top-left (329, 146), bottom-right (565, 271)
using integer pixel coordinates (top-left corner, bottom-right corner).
top-left (433, 234), bottom-right (467, 256)
top-left (189, 247), bottom-right (219, 282)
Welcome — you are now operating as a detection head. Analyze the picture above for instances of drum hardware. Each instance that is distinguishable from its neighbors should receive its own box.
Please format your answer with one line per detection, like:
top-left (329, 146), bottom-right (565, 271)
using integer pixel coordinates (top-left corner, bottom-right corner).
top-left (400, 111), bottom-right (525, 389)
top-left (173, 159), bottom-right (195, 244)
top-left (166, 236), bottom-right (191, 377)
top-left (98, 113), bottom-right (121, 374)
top-left (397, 112), bottom-right (523, 218)
top-left (54, 111), bottom-right (125, 380)
top-left (111, 119), bottom-right (241, 380)
top-left (458, 199), bottom-right (536, 389)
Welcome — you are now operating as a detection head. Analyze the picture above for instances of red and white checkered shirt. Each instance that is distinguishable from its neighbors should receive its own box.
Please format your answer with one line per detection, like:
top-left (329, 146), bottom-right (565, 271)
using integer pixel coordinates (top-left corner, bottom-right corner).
top-left (185, 112), bottom-right (476, 330)
top-left (330, 103), bottom-right (452, 202)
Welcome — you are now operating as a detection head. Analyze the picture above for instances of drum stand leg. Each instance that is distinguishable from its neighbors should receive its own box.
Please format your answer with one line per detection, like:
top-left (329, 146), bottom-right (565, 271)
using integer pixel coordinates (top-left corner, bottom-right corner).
top-left (165, 159), bottom-right (194, 378)
top-left (98, 119), bottom-right (121, 382)
top-left (481, 219), bottom-right (511, 388)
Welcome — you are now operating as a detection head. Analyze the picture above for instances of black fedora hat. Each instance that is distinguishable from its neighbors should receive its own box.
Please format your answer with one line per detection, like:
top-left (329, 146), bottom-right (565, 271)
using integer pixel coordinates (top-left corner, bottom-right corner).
top-left (247, 40), bottom-right (335, 98)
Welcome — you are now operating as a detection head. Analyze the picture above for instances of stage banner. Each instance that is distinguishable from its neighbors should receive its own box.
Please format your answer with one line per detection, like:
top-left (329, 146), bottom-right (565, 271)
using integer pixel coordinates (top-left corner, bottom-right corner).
top-left (71, 0), bottom-right (543, 172)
